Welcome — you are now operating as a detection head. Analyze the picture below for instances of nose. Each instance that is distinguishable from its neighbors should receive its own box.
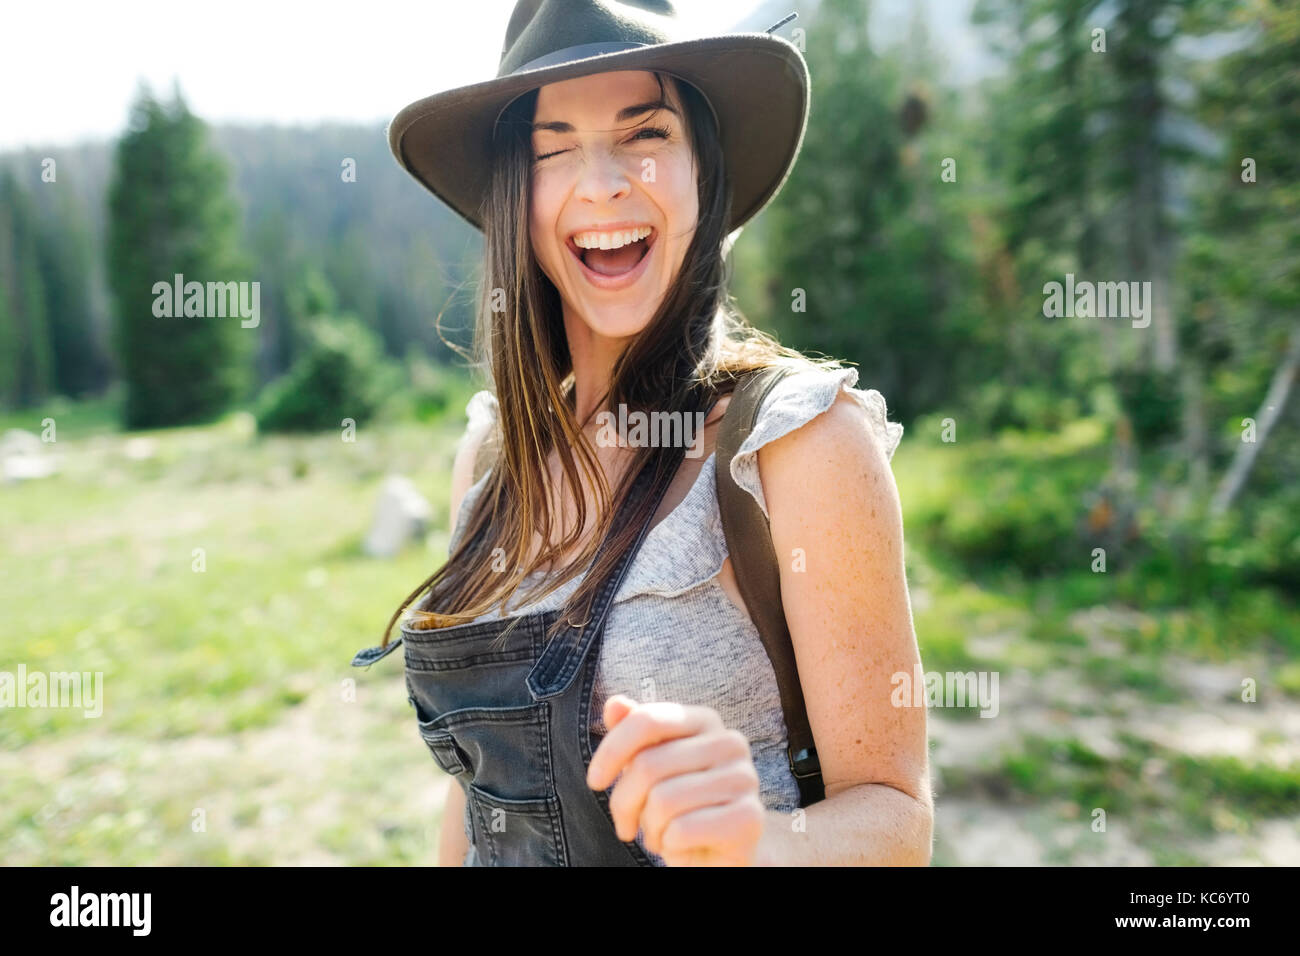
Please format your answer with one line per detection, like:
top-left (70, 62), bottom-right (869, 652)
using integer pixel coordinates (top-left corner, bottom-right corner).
top-left (572, 149), bottom-right (632, 206)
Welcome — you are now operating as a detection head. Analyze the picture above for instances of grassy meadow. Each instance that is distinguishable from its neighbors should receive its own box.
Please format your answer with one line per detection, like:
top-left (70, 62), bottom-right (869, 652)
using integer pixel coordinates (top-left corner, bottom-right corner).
top-left (3, 390), bottom-right (1298, 865)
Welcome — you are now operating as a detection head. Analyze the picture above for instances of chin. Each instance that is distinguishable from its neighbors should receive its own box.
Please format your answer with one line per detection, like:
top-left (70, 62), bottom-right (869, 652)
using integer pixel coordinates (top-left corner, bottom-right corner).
top-left (572, 301), bottom-right (658, 340)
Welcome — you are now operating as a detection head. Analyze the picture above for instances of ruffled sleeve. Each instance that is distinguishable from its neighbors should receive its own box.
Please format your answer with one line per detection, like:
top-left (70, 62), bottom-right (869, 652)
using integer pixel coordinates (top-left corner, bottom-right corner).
top-left (448, 390), bottom-right (499, 552)
top-left (611, 365), bottom-right (903, 603)
top-left (729, 366), bottom-right (903, 521)
top-left (462, 389), bottom-right (499, 442)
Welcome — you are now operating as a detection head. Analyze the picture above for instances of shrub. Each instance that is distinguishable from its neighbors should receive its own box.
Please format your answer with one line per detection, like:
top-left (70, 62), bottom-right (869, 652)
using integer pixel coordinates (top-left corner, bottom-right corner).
top-left (1113, 367), bottom-right (1183, 448)
top-left (395, 347), bottom-right (458, 423)
top-left (254, 316), bottom-right (389, 433)
top-left (909, 422), bottom-right (1110, 576)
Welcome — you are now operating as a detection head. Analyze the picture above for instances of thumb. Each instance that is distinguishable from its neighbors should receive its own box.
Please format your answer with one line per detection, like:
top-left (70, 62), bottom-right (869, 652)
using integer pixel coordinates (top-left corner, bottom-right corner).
top-left (604, 694), bottom-right (638, 728)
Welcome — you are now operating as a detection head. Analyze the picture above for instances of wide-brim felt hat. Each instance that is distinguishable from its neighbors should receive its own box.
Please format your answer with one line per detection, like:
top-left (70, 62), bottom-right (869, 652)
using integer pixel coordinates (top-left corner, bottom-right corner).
top-left (388, 0), bottom-right (810, 234)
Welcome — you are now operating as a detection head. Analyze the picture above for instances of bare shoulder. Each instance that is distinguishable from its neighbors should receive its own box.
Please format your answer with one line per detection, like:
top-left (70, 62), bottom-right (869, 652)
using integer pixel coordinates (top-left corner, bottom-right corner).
top-left (759, 386), bottom-right (897, 499)
top-left (755, 383), bottom-right (905, 573)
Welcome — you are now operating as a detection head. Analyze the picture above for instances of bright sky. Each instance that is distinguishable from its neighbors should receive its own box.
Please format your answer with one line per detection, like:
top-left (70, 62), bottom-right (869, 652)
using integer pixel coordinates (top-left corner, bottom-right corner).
top-left (0, 0), bottom-right (767, 150)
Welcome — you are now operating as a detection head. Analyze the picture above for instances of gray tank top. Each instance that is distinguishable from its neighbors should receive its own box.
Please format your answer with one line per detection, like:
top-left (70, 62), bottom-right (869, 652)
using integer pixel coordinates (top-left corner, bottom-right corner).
top-left (437, 365), bottom-right (903, 865)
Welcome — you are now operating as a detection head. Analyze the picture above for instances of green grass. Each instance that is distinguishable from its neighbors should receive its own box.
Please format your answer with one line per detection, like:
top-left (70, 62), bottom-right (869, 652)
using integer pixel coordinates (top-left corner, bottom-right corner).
top-left (966, 733), bottom-right (1300, 845)
top-left (3, 408), bottom-right (476, 745)
top-left (3, 387), bottom-right (1296, 864)
top-left (0, 390), bottom-right (123, 441)
top-left (2, 385), bottom-right (479, 864)
top-left (900, 427), bottom-right (1299, 863)
top-left (933, 733), bottom-right (1295, 852)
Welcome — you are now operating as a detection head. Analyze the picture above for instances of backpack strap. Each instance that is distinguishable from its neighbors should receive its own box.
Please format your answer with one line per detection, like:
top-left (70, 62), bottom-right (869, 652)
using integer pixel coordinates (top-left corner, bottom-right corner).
top-left (716, 366), bottom-right (825, 807)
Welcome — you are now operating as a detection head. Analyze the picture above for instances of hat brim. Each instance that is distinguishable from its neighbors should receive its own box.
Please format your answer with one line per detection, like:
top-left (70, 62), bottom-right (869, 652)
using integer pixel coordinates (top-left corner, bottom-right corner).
top-left (388, 33), bottom-right (809, 234)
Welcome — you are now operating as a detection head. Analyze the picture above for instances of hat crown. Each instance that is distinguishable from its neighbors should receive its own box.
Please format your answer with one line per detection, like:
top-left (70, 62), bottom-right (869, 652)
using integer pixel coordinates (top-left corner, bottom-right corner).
top-left (498, 0), bottom-right (685, 76)
top-left (389, 1), bottom-right (808, 234)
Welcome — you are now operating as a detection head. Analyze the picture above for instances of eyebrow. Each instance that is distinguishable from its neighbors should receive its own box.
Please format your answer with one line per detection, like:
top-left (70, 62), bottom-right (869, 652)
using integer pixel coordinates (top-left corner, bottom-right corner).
top-left (532, 99), bottom-right (680, 133)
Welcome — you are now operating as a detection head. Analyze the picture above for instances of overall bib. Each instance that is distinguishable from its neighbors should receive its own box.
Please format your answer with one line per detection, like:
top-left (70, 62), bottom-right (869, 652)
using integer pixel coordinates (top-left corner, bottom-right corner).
top-left (351, 450), bottom-right (681, 866)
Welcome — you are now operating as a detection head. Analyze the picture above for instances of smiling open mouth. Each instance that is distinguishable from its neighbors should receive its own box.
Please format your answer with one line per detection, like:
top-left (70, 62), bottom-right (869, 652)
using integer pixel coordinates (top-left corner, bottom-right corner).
top-left (567, 227), bottom-right (656, 279)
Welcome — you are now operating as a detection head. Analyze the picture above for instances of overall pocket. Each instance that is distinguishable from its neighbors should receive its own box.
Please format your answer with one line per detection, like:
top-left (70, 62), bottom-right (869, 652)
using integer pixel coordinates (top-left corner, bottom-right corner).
top-left (398, 610), bottom-right (570, 865)
top-left (468, 784), bottom-right (566, 867)
top-left (416, 703), bottom-right (568, 866)
top-left (414, 702), bottom-right (553, 800)
top-left (417, 721), bottom-right (472, 777)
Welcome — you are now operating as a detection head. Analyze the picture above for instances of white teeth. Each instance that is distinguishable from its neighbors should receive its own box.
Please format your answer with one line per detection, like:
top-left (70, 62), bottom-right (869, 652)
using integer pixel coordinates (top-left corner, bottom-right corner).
top-left (573, 226), bottom-right (652, 250)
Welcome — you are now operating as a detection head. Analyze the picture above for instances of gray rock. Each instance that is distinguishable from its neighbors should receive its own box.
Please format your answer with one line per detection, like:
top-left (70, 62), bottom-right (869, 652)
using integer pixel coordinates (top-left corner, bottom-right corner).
top-left (362, 475), bottom-right (432, 558)
top-left (2, 429), bottom-right (56, 483)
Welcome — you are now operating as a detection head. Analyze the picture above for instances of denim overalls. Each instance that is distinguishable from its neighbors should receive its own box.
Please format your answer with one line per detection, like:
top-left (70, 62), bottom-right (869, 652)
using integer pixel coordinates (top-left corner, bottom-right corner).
top-left (351, 451), bottom-right (680, 866)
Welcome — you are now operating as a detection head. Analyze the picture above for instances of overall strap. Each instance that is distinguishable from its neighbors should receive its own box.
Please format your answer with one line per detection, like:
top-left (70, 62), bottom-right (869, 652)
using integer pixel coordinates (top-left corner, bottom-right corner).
top-left (716, 366), bottom-right (826, 807)
top-left (526, 392), bottom-right (714, 700)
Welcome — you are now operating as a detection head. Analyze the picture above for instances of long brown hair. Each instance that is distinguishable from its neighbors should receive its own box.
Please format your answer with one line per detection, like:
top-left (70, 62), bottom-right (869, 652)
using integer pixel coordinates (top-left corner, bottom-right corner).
top-left (380, 71), bottom-right (839, 648)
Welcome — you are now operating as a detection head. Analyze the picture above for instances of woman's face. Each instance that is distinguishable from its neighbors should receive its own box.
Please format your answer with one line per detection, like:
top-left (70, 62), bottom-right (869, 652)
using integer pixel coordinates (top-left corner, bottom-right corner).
top-left (528, 70), bottom-right (699, 340)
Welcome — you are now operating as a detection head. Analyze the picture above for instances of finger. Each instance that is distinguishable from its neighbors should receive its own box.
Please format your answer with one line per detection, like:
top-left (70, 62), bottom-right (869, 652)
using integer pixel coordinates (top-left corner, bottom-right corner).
top-left (587, 702), bottom-right (719, 791)
top-left (659, 796), bottom-right (766, 866)
top-left (588, 696), bottom-right (641, 795)
top-left (606, 729), bottom-right (752, 843)
top-left (603, 694), bottom-right (638, 730)
top-left (638, 757), bottom-right (759, 855)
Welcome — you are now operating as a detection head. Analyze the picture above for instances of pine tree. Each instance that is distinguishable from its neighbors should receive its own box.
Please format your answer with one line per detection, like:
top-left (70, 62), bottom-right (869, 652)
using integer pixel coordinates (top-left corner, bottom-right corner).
top-left (0, 172), bottom-right (55, 407)
top-left (973, 0), bottom-right (1240, 539)
top-left (106, 85), bottom-right (251, 428)
top-left (764, 0), bottom-right (977, 418)
top-left (1187, 0), bottom-right (1300, 514)
top-left (35, 189), bottom-right (106, 398)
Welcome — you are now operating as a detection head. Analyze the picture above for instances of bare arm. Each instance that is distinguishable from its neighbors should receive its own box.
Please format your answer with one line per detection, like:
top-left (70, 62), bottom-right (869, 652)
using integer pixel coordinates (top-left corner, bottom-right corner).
top-left (434, 417), bottom-right (491, 867)
top-left (438, 783), bottom-right (469, 866)
top-left (754, 388), bottom-right (933, 865)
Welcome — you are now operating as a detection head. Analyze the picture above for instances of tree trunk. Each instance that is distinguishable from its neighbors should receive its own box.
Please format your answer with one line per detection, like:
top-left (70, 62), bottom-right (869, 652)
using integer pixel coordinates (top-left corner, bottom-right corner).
top-left (1210, 326), bottom-right (1300, 516)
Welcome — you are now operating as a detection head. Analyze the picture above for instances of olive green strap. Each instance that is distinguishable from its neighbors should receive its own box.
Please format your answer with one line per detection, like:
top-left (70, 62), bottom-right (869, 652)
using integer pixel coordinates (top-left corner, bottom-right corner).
top-left (716, 366), bottom-right (824, 807)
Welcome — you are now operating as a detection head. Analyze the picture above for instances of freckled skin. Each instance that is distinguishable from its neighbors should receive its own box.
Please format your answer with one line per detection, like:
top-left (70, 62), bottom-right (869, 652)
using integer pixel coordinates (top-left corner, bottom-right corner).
top-left (753, 389), bottom-right (933, 864)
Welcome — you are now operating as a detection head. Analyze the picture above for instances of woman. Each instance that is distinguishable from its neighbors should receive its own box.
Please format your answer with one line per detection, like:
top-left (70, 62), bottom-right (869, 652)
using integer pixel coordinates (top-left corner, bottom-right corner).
top-left (353, 0), bottom-right (931, 866)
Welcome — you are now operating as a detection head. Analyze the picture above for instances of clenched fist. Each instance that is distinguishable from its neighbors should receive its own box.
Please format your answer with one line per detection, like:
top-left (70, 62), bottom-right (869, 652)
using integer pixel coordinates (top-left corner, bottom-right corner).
top-left (587, 695), bottom-right (767, 866)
